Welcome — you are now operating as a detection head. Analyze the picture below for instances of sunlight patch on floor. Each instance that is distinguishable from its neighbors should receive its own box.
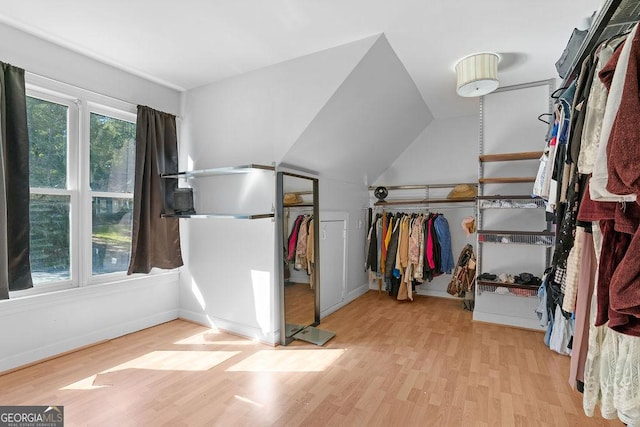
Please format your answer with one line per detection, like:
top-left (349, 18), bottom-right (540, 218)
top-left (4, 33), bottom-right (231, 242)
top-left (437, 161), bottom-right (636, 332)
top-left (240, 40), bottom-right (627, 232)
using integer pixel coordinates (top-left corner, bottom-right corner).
top-left (234, 394), bottom-right (264, 408)
top-left (60, 374), bottom-right (106, 391)
top-left (174, 332), bottom-right (256, 346)
top-left (226, 349), bottom-right (345, 372)
top-left (60, 350), bottom-right (240, 390)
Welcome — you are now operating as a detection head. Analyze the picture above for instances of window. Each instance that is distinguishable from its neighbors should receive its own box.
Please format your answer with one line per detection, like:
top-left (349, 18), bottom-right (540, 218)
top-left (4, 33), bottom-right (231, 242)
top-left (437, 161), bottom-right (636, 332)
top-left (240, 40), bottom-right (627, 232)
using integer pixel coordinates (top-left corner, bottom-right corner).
top-left (24, 86), bottom-right (136, 292)
top-left (27, 96), bottom-right (72, 285)
top-left (89, 112), bottom-right (135, 275)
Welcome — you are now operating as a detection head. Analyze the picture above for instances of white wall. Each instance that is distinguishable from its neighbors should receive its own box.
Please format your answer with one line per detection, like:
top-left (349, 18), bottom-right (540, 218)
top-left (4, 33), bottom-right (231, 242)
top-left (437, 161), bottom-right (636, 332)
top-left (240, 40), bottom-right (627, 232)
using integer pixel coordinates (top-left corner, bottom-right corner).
top-left (372, 115), bottom-right (479, 299)
top-left (178, 218), bottom-right (277, 344)
top-left (177, 38), bottom-right (359, 342)
top-left (178, 35), bottom-right (428, 343)
top-left (0, 24), bottom-right (182, 373)
top-left (283, 35), bottom-right (432, 185)
top-left (319, 178), bottom-right (370, 303)
top-left (0, 272), bottom-right (180, 373)
top-left (0, 22), bottom-right (180, 115)
top-left (179, 35), bottom-right (378, 170)
top-left (375, 114), bottom-right (479, 185)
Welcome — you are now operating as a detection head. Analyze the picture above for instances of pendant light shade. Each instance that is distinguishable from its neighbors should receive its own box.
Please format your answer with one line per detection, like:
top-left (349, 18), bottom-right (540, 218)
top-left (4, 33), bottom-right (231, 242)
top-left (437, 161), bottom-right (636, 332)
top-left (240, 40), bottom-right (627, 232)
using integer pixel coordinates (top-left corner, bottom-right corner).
top-left (455, 52), bottom-right (500, 97)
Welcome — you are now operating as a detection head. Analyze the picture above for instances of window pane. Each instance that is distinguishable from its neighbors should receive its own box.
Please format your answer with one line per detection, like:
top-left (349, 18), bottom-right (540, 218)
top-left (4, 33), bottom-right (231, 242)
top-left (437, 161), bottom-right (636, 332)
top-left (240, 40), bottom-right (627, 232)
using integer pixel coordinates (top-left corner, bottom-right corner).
top-left (90, 113), bottom-right (136, 193)
top-left (92, 197), bottom-right (133, 275)
top-left (30, 194), bottom-right (70, 284)
top-left (27, 97), bottom-right (68, 188)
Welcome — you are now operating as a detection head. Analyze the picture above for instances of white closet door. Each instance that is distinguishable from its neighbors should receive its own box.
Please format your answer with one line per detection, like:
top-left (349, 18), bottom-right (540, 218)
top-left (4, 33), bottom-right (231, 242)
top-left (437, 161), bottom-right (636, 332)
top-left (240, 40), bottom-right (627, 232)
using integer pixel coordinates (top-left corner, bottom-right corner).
top-left (319, 219), bottom-right (346, 317)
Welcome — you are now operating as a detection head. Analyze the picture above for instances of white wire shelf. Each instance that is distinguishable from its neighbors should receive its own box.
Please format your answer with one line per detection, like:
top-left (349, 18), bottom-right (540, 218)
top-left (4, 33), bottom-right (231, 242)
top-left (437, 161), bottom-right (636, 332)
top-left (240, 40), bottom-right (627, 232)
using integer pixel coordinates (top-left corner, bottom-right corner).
top-left (477, 195), bottom-right (545, 209)
top-left (161, 164), bottom-right (275, 179)
top-left (477, 230), bottom-right (555, 246)
top-left (161, 212), bottom-right (274, 220)
top-left (477, 281), bottom-right (539, 298)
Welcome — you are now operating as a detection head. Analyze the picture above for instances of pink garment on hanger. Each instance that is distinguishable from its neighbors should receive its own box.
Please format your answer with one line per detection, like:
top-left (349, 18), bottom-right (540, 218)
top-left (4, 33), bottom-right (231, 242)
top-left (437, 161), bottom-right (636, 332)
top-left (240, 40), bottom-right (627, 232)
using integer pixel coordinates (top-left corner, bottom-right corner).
top-left (426, 216), bottom-right (436, 270)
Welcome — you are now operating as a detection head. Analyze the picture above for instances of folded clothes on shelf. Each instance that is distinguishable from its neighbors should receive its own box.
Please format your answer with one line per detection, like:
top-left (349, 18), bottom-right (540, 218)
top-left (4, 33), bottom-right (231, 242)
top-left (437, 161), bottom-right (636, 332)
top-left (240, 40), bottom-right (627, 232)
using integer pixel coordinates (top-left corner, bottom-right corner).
top-left (495, 286), bottom-right (510, 295)
top-left (478, 272), bottom-right (498, 281)
top-left (478, 199), bottom-right (542, 209)
top-left (478, 271), bottom-right (541, 286)
top-left (514, 272), bottom-right (541, 286)
top-left (498, 273), bottom-right (514, 284)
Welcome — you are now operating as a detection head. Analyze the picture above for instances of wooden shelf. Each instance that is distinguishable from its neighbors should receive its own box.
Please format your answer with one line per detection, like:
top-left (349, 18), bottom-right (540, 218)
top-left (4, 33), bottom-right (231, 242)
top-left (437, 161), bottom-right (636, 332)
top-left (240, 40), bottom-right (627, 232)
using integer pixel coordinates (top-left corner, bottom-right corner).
top-left (479, 151), bottom-right (542, 163)
top-left (287, 191), bottom-right (313, 195)
top-left (479, 177), bottom-right (536, 184)
top-left (284, 203), bottom-right (314, 208)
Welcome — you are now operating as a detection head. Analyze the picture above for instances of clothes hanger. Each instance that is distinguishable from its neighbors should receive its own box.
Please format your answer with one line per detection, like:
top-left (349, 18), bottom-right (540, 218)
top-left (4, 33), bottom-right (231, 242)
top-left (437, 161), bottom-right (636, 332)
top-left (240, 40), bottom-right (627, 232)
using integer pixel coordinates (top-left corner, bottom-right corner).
top-left (604, 30), bottom-right (631, 47)
top-left (550, 87), bottom-right (568, 99)
top-left (537, 113), bottom-right (553, 124)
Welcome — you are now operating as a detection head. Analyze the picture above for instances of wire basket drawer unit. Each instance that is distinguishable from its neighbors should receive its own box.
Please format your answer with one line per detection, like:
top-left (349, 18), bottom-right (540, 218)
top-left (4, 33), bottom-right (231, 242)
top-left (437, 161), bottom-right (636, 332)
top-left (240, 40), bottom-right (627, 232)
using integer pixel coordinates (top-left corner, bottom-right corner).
top-left (477, 229), bottom-right (554, 246)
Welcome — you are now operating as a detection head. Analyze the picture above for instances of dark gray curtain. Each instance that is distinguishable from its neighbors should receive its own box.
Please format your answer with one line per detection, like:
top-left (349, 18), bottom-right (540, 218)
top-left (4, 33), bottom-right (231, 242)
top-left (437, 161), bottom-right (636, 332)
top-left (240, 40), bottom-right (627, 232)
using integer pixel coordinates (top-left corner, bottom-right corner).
top-left (0, 83), bottom-right (6, 300)
top-left (128, 105), bottom-right (183, 274)
top-left (0, 62), bottom-right (33, 298)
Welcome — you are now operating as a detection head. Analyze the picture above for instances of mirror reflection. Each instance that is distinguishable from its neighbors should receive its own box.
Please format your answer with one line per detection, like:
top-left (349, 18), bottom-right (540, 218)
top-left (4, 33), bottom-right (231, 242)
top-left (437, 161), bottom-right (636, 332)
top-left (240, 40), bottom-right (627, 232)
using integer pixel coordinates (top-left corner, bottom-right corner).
top-left (281, 173), bottom-right (318, 340)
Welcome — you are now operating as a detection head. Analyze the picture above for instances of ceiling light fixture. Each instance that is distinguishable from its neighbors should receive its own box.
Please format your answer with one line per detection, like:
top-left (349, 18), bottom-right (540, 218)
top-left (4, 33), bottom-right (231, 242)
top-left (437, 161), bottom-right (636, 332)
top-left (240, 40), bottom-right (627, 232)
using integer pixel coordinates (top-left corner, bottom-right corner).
top-left (455, 52), bottom-right (500, 97)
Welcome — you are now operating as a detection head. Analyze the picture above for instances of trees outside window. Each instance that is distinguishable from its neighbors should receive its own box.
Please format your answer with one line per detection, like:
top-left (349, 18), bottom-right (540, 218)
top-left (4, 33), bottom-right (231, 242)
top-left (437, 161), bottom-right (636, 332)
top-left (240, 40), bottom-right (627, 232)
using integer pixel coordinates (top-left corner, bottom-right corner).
top-left (25, 91), bottom-right (136, 288)
top-left (89, 113), bottom-right (135, 275)
top-left (27, 96), bottom-right (71, 284)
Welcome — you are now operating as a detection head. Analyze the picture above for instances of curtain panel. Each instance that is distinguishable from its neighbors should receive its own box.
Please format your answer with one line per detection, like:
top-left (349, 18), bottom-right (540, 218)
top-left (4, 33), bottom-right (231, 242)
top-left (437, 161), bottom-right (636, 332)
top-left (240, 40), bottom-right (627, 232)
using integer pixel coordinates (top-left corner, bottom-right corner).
top-left (128, 105), bottom-right (183, 274)
top-left (0, 62), bottom-right (33, 299)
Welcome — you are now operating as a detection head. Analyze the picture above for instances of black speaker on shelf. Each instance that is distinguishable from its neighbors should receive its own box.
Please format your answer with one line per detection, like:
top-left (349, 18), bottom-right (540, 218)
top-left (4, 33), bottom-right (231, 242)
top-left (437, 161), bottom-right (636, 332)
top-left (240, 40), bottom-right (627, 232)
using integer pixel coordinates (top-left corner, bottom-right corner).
top-left (174, 188), bottom-right (195, 214)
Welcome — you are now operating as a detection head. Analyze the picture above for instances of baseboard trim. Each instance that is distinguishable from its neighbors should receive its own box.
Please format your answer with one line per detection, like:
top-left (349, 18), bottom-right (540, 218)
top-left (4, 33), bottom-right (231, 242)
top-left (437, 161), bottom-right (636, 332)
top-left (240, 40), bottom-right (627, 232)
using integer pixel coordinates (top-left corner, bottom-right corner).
top-left (178, 309), bottom-right (277, 346)
top-left (415, 289), bottom-right (459, 300)
top-left (0, 310), bottom-right (179, 375)
top-left (320, 284), bottom-right (369, 319)
top-left (472, 311), bottom-right (546, 332)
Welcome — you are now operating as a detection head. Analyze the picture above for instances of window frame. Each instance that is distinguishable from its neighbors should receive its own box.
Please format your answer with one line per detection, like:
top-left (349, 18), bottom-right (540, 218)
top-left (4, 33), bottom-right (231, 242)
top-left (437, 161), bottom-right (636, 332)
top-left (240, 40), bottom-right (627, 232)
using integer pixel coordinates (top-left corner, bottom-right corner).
top-left (19, 88), bottom-right (78, 296)
top-left (10, 76), bottom-right (140, 298)
top-left (85, 103), bottom-right (136, 283)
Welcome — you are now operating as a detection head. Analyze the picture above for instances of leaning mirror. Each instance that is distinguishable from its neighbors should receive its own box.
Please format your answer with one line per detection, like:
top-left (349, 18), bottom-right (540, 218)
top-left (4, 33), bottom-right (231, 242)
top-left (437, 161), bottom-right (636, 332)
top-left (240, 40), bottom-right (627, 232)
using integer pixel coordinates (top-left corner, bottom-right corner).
top-left (277, 171), bottom-right (320, 345)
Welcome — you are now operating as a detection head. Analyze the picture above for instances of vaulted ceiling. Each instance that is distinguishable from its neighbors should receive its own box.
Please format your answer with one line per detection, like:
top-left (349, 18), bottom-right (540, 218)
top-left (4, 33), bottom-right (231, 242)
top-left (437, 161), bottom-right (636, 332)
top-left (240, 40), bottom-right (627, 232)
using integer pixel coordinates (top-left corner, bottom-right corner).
top-left (0, 0), bottom-right (601, 119)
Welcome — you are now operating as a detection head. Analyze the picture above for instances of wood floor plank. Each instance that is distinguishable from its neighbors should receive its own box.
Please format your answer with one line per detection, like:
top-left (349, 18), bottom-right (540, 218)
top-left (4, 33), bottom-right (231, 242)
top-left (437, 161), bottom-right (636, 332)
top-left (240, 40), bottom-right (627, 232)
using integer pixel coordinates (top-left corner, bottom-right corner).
top-left (0, 291), bottom-right (621, 426)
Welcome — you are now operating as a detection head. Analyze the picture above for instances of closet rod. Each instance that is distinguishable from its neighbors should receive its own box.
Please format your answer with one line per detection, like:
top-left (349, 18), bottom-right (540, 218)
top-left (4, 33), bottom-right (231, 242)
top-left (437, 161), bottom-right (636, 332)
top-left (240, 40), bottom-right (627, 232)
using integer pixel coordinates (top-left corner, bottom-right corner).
top-left (368, 183), bottom-right (476, 191)
top-left (374, 205), bottom-right (475, 211)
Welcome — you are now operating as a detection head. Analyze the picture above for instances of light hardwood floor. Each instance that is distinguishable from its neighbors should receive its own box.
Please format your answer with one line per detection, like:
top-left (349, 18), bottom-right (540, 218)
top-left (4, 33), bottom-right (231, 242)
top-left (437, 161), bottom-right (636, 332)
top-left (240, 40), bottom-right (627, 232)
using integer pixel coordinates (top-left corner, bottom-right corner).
top-left (284, 281), bottom-right (315, 327)
top-left (0, 291), bottom-right (622, 426)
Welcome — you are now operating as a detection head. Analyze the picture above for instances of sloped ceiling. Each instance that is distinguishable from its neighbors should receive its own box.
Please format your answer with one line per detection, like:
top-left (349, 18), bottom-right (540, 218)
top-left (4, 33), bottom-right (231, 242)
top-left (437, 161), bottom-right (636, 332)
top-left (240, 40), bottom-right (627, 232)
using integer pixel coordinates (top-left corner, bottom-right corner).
top-left (0, 1), bottom-right (602, 119)
top-left (182, 35), bottom-right (381, 167)
top-left (281, 35), bottom-right (432, 185)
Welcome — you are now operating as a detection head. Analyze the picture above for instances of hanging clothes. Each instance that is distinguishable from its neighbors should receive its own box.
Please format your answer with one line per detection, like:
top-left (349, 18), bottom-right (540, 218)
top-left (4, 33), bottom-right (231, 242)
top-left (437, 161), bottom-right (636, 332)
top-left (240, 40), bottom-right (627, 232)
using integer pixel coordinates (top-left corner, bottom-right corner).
top-left (434, 215), bottom-right (455, 274)
top-left (306, 218), bottom-right (315, 289)
top-left (365, 210), bottom-right (455, 301)
top-left (535, 24), bottom-right (640, 425)
top-left (295, 215), bottom-right (311, 271)
top-left (287, 215), bottom-right (304, 262)
top-left (365, 213), bottom-right (381, 272)
top-left (286, 214), bottom-right (314, 278)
